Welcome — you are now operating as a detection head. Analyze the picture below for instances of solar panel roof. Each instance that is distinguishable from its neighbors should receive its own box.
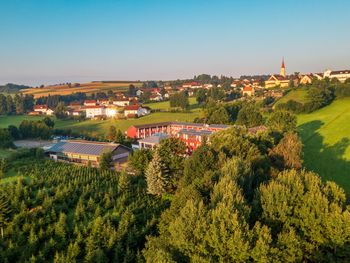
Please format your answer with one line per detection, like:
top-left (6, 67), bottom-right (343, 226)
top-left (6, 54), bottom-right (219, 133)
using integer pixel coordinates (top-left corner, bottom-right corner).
top-left (47, 141), bottom-right (119, 156)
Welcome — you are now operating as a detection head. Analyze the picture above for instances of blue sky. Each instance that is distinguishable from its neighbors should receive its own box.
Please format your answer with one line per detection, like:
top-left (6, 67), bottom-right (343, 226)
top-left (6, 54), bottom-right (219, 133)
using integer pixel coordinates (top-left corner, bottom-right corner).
top-left (0, 0), bottom-right (349, 86)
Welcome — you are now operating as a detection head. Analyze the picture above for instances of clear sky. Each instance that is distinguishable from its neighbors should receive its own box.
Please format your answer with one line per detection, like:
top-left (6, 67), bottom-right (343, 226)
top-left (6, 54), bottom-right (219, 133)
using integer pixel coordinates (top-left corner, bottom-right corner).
top-left (0, 0), bottom-right (349, 86)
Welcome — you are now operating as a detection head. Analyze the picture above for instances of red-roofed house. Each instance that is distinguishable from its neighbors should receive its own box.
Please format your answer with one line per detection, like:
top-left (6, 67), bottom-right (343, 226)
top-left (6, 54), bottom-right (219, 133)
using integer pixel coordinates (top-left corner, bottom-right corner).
top-left (242, 86), bottom-right (255, 96)
top-left (34, 105), bottom-right (54, 115)
top-left (84, 100), bottom-right (97, 106)
top-left (124, 105), bottom-right (151, 117)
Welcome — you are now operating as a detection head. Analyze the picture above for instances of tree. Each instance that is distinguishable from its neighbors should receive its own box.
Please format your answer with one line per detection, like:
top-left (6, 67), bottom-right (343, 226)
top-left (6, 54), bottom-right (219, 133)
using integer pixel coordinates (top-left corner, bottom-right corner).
top-left (267, 111), bottom-right (297, 133)
top-left (99, 151), bottom-right (113, 170)
top-left (145, 148), bottom-right (167, 196)
top-left (196, 89), bottom-right (207, 104)
top-left (107, 126), bottom-right (117, 142)
top-left (128, 148), bottom-right (153, 174)
top-left (236, 104), bottom-right (264, 128)
top-left (0, 158), bottom-right (7, 179)
top-left (169, 92), bottom-right (189, 110)
top-left (208, 106), bottom-right (230, 124)
top-left (0, 129), bottom-right (13, 148)
top-left (269, 132), bottom-right (303, 170)
top-left (0, 193), bottom-right (11, 238)
top-left (128, 84), bottom-right (137, 96)
top-left (55, 102), bottom-right (67, 119)
top-left (42, 117), bottom-right (55, 128)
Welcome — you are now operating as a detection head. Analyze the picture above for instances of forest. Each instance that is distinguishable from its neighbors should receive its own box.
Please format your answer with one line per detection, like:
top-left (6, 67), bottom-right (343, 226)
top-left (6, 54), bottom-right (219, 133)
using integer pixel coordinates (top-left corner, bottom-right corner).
top-left (1, 110), bottom-right (350, 262)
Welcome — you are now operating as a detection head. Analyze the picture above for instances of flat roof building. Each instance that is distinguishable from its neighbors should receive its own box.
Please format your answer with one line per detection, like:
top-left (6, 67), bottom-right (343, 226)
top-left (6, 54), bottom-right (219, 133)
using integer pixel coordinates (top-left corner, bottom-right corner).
top-left (46, 140), bottom-right (131, 167)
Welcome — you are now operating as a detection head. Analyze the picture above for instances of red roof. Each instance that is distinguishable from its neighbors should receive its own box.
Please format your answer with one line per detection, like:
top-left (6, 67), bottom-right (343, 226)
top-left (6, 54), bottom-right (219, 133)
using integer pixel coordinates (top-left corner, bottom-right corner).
top-left (84, 100), bottom-right (96, 104)
top-left (124, 105), bottom-right (140, 111)
top-left (84, 106), bottom-right (104, 109)
top-left (34, 105), bottom-right (48, 110)
top-left (243, 86), bottom-right (253, 91)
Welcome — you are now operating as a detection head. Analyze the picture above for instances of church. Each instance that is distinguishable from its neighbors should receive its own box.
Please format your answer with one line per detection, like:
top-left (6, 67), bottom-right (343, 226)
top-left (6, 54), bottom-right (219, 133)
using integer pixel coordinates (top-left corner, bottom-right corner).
top-left (265, 59), bottom-right (290, 88)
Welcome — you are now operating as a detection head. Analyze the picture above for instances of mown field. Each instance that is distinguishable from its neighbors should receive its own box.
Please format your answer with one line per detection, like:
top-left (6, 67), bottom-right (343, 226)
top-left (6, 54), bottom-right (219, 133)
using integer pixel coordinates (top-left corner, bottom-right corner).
top-left (22, 81), bottom-right (142, 98)
top-left (297, 98), bottom-right (350, 193)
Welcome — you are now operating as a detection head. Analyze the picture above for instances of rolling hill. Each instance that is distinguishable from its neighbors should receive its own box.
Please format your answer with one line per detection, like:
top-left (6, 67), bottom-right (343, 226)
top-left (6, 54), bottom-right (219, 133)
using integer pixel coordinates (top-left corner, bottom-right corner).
top-left (22, 81), bottom-right (142, 98)
top-left (297, 98), bottom-right (350, 193)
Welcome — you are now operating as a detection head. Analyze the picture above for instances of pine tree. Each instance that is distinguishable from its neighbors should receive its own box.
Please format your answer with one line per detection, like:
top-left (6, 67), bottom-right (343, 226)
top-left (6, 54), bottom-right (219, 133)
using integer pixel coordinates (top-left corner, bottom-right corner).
top-left (0, 193), bottom-right (11, 238)
top-left (145, 149), bottom-right (167, 196)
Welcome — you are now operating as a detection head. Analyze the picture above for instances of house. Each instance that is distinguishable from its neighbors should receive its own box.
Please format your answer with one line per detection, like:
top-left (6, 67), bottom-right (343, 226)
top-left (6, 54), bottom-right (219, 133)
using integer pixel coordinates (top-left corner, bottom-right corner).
top-left (84, 100), bottom-right (97, 106)
top-left (113, 99), bottom-right (130, 107)
top-left (136, 89), bottom-right (143, 97)
top-left (182, 82), bottom-right (201, 89)
top-left (124, 105), bottom-right (151, 118)
top-left (85, 106), bottom-right (105, 118)
top-left (299, 74), bottom-right (313, 85)
top-left (138, 133), bottom-right (169, 149)
top-left (69, 102), bottom-right (82, 109)
top-left (265, 59), bottom-right (290, 88)
top-left (34, 105), bottom-right (54, 115)
top-left (176, 129), bottom-right (212, 153)
top-left (126, 122), bottom-right (229, 139)
top-left (46, 140), bottom-right (131, 167)
top-left (105, 106), bottom-right (118, 118)
top-left (98, 99), bottom-right (110, 106)
top-left (149, 94), bottom-right (163, 101)
top-left (242, 86), bottom-right (255, 96)
top-left (323, 69), bottom-right (350, 83)
top-left (66, 109), bottom-right (83, 117)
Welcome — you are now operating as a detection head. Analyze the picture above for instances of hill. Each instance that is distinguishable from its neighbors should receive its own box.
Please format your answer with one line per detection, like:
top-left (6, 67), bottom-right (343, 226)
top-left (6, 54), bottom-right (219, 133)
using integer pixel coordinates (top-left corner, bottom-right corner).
top-left (22, 81), bottom-right (142, 98)
top-left (297, 98), bottom-right (350, 193)
top-left (274, 87), bottom-right (310, 106)
top-left (0, 83), bottom-right (30, 94)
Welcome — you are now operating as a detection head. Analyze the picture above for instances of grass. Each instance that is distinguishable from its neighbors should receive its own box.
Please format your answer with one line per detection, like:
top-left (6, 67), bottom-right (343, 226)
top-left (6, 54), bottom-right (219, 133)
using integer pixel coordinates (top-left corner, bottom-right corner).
top-left (145, 97), bottom-right (198, 110)
top-left (275, 87), bottom-right (310, 106)
top-left (297, 98), bottom-right (350, 193)
top-left (0, 148), bottom-right (15, 158)
top-left (0, 108), bottom-right (200, 136)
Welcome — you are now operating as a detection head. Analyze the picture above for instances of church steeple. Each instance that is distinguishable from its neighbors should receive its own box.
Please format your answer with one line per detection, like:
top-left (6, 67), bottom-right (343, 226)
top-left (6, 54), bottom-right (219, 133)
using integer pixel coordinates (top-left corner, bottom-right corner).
top-left (280, 57), bottom-right (286, 77)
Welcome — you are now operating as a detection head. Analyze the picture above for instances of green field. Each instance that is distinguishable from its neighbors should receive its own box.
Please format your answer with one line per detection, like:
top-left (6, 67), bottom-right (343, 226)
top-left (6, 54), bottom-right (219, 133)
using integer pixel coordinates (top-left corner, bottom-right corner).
top-left (145, 97), bottom-right (198, 110)
top-left (297, 98), bottom-right (350, 193)
top-left (0, 98), bottom-right (200, 135)
top-left (275, 87), bottom-right (310, 106)
top-left (0, 110), bottom-right (200, 136)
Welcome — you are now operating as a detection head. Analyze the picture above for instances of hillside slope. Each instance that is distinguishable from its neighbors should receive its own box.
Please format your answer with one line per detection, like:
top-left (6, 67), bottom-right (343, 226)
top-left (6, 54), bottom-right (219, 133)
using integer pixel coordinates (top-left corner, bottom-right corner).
top-left (297, 98), bottom-right (350, 193)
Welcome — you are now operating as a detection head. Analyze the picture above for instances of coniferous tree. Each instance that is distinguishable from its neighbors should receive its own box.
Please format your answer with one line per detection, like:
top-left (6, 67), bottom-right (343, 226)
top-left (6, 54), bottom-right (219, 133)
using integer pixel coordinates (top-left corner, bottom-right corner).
top-left (145, 149), bottom-right (167, 196)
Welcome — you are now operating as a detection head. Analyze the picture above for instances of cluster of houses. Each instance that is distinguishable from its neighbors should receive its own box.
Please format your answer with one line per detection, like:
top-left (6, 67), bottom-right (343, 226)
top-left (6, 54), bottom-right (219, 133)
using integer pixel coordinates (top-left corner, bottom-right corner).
top-left (32, 98), bottom-right (152, 119)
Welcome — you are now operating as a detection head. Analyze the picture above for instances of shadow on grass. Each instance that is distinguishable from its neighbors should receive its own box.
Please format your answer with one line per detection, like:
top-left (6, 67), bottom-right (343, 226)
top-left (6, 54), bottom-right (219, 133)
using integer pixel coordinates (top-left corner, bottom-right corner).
top-left (298, 120), bottom-right (350, 195)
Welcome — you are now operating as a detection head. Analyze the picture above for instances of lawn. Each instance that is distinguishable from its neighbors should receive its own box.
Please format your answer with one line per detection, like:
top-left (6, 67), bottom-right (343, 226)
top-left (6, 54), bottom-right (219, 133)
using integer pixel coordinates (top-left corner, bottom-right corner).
top-left (275, 87), bottom-right (310, 106)
top-left (0, 108), bottom-right (200, 135)
top-left (297, 98), bottom-right (350, 193)
top-left (145, 97), bottom-right (198, 110)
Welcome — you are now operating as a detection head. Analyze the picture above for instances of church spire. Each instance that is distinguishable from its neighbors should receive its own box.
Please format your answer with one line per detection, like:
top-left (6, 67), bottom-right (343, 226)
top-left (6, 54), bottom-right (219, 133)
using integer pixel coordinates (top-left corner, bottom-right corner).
top-left (280, 57), bottom-right (286, 77)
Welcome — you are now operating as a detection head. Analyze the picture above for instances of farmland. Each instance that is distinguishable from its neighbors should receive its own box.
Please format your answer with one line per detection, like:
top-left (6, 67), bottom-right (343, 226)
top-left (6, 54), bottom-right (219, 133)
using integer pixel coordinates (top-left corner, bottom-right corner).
top-left (297, 98), bottom-right (350, 193)
top-left (21, 81), bottom-right (142, 98)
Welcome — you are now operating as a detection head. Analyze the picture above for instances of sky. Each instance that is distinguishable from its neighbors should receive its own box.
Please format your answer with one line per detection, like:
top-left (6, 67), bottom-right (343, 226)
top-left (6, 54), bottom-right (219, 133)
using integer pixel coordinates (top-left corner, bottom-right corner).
top-left (0, 0), bottom-right (349, 86)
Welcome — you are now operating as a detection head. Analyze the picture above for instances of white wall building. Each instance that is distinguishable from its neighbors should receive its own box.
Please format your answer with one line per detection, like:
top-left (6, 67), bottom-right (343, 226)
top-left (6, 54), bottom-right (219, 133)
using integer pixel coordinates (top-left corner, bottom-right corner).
top-left (85, 106), bottom-right (106, 118)
top-left (324, 69), bottom-right (350, 83)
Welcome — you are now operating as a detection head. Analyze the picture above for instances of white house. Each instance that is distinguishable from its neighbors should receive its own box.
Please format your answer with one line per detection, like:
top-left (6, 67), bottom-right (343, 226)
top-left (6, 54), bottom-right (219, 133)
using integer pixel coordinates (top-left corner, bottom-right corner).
top-left (85, 106), bottom-right (106, 118)
top-left (105, 106), bottom-right (118, 118)
top-left (124, 105), bottom-right (151, 118)
top-left (149, 94), bottom-right (163, 101)
top-left (324, 69), bottom-right (350, 83)
top-left (136, 89), bottom-right (144, 97)
top-left (113, 99), bottom-right (130, 107)
top-left (34, 105), bottom-right (54, 115)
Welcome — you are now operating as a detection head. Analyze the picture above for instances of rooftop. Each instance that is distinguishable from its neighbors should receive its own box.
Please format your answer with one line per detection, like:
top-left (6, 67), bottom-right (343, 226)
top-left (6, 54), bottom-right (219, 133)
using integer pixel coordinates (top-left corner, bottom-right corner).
top-left (138, 133), bottom-right (169, 144)
top-left (47, 140), bottom-right (120, 156)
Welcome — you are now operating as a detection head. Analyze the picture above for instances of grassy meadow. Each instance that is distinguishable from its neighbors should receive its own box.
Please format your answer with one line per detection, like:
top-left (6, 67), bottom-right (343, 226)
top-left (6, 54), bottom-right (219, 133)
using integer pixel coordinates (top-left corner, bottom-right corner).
top-left (275, 87), bottom-right (310, 106)
top-left (297, 98), bottom-right (350, 193)
top-left (0, 98), bottom-right (201, 135)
